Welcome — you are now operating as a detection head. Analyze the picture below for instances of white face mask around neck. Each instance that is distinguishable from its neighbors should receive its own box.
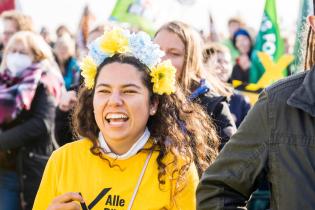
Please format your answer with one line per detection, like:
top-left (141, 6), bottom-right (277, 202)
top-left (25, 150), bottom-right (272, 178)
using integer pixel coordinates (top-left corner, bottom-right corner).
top-left (98, 127), bottom-right (151, 160)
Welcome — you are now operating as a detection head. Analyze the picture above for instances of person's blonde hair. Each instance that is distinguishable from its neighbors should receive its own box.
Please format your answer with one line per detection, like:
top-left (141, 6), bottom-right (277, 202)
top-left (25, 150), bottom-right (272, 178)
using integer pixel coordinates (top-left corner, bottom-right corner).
top-left (156, 21), bottom-right (231, 97)
top-left (1, 31), bottom-right (56, 72)
top-left (203, 42), bottom-right (231, 64)
top-left (1, 10), bottom-right (34, 31)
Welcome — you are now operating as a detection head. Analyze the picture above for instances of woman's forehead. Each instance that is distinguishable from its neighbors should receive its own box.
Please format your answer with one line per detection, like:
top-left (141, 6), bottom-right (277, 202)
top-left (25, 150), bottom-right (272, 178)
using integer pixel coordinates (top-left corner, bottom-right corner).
top-left (96, 62), bottom-right (145, 85)
top-left (155, 30), bottom-right (184, 51)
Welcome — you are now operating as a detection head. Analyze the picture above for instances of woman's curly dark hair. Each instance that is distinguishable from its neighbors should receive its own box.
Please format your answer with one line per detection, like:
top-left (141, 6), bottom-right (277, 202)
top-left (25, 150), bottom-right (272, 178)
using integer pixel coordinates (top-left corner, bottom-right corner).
top-left (73, 54), bottom-right (219, 194)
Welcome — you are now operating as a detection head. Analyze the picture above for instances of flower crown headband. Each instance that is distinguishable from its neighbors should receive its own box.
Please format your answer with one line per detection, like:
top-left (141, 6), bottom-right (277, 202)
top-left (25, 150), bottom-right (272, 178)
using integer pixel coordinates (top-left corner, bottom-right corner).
top-left (80, 27), bottom-right (176, 95)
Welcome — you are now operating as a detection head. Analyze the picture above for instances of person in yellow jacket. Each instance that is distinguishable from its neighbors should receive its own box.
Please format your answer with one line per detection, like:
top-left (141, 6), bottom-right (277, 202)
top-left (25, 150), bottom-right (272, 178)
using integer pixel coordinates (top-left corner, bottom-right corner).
top-left (32, 27), bottom-right (220, 210)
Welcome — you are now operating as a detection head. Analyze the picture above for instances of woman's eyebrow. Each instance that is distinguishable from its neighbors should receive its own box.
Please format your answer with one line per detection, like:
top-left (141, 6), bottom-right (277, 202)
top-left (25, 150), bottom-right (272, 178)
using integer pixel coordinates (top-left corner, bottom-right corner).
top-left (121, 84), bottom-right (142, 89)
top-left (96, 83), bottom-right (142, 89)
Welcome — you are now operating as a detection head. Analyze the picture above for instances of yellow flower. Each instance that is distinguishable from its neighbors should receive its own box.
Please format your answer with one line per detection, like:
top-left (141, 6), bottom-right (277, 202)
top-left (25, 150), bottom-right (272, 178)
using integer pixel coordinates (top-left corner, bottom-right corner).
top-left (80, 56), bottom-right (97, 89)
top-left (150, 60), bottom-right (176, 95)
top-left (99, 28), bottom-right (129, 55)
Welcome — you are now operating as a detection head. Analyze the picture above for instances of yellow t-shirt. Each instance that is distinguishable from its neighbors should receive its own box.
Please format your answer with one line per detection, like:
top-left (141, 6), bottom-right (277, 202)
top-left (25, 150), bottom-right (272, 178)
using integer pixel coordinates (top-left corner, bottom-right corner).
top-left (32, 139), bottom-right (199, 210)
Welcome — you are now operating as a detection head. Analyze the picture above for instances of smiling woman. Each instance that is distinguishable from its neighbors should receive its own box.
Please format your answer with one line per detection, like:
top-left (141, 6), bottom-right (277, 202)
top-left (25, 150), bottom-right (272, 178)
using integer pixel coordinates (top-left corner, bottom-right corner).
top-left (93, 61), bottom-right (154, 155)
top-left (32, 27), bottom-right (219, 210)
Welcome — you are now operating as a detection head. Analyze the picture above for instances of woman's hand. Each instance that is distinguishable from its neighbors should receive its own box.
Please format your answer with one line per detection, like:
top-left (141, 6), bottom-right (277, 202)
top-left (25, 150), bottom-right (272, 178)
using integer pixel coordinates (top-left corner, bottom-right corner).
top-left (59, 90), bottom-right (77, 111)
top-left (47, 192), bottom-right (84, 210)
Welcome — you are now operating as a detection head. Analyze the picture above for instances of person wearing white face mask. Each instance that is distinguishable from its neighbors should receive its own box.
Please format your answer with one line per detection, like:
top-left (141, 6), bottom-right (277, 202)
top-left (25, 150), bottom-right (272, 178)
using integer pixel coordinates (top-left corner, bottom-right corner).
top-left (6, 52), bottom-right (33, 77)
top-left (0, 31), bottom-right (63, 210)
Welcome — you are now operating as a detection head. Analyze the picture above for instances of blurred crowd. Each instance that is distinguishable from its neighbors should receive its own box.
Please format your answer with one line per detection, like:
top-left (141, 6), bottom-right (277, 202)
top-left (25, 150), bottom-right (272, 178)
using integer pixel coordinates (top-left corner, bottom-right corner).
top-left (0, 7), bottom-right (302, 210)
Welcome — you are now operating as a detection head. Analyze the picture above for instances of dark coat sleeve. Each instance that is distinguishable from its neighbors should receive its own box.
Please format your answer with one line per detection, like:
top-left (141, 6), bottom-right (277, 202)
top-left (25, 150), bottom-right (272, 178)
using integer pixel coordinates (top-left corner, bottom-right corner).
top-left (199, 94), bottom-right (237, 148)
top-left (196, 91), bottom-right (270, 210)
top-left (0, 83), bottom-right (56, 150)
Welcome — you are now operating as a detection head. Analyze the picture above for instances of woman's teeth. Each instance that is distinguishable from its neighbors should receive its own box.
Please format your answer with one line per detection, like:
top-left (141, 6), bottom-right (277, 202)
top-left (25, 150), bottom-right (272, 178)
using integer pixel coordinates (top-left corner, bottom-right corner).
top-left (105, 113), bottom-right (128, 123)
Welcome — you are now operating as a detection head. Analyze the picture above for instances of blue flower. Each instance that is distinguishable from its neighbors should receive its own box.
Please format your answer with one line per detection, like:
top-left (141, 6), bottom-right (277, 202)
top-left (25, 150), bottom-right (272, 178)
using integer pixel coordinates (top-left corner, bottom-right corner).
top-left (88, 37), bottom-right (108, 66)
top-left (86, 29), bottom-right (164, 70)
top-left (128, 31), bottom-right (164, 68)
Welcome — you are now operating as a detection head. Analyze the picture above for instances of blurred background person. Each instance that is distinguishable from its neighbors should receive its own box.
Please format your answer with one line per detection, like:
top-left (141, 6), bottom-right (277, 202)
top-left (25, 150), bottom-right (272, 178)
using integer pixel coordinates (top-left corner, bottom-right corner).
top-left (203, 42), bottom-right (251, 127)
top-left (0, 31), bottom-right (63, 210)
top-left (39, 26), bottom-right (54, 48)
top-left (222, 17), bottom-right (244, 65)
top-left (87, 24), bottom-right (104, 44)
top-left (55, 24), bottom-right (73, 39)
top-left (154, 21), bottom-right (236, 149)
top-left (53, 34), bottom-right (80, 146)
top-left (0, 10), bottom-right (34, 62)
top-left (230, 28), bottom-right (253, 84)
top-left (75, 5), bottom-right (95, 59)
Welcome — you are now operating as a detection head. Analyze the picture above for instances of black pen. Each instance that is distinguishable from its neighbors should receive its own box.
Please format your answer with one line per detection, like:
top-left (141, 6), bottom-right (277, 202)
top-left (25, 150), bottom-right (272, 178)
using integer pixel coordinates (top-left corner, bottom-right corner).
top-left (79, 192), bottom-right (89, 210)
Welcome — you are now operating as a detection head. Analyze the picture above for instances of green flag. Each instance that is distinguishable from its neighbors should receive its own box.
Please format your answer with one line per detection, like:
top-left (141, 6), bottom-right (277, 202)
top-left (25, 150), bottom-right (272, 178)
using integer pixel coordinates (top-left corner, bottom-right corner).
top-left (292, 0), bottom-right (312, 73)
top-left (250, 0), bottom-right (285, 83)
top-left (110, 0), bottom-right (156, 36)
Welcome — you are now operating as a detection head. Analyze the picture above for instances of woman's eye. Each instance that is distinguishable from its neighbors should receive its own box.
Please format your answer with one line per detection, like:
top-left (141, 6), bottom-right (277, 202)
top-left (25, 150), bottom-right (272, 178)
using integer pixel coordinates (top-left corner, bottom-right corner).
top-left (169, 52), bottom-right (181, 57)
top-left (124, 90), bottom-right (137, 94)
top-left (98, 89), bottom-right (110, 94)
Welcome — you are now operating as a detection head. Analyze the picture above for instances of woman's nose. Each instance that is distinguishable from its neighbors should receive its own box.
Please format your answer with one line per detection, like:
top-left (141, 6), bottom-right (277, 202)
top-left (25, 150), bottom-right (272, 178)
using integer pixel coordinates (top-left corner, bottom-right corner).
top-left (108, 92), bottom-right (123, 106)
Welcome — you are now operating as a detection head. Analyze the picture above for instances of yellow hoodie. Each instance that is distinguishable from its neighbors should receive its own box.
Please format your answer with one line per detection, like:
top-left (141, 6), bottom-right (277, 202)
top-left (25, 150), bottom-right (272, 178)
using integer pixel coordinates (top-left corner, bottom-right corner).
top-left (33, 139), bottom-right (199, 210)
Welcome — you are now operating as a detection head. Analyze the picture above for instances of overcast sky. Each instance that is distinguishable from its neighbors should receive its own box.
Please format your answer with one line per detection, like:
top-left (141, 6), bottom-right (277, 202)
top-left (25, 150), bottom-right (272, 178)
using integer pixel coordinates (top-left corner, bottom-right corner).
top-left (18, 0), bottom-right (301, 37)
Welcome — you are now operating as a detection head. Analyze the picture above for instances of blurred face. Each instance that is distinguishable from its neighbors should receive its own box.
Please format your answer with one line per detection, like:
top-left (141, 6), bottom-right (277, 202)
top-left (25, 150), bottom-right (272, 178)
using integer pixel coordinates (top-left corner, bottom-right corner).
top-left (154, 29), bottom-right (185, 79)
top-left (87, 30), bottom-right (103, 44)
top-left (7, 39), bottom-right (34, 60)
top-left (93, 62), bottom-right (157, 152)
top-left (56, 28), bottom-right (69, 38)
top-left (55, 42), bottom-right (71, 61)
top-left (228, 21), bottom-right (240, 37)
top-left (2, 19), bottom-right (18, 46)
top-left (40, 30), bottom-right (51, 43)
top-left (214, 52), bottom-right (232, 82)
top-left (235, 34), bottom-right (251, 54)
top-left (5, 39), bottom-right (34, 76)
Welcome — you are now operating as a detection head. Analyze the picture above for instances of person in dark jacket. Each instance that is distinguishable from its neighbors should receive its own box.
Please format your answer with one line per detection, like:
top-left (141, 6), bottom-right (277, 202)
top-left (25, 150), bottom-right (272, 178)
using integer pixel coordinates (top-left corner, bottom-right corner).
top-left (54, 34), bottom-right (80, 146)
top-left (196, 9), bottom-right (315, 210)
top-left (203, 42), bottom-right (251, 127)
top-left (230, 28), bottom-right (253, 84)
top-left (0, 31), bottom-right (62, 210)
top-left (154, 21), bottom-right (236, 149)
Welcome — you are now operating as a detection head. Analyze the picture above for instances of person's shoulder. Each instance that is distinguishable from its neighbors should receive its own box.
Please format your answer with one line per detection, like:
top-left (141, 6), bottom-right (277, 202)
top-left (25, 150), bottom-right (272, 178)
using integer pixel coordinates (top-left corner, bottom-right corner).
top-left (51, 138), bottom-right (93, 158)
top-left (198, 91), bottom-right (228, 115)
top-left (264, 71), bottom-right (307, 99)
top-left (231, 91), bottom-right (244, 100)
top-left (231, 90), bottom-right (250, 103)
top-left (200, 90), bottom-right (226, 105)
top-left (63, 138), bottom-right (92, 148)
